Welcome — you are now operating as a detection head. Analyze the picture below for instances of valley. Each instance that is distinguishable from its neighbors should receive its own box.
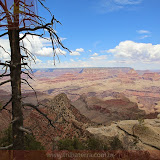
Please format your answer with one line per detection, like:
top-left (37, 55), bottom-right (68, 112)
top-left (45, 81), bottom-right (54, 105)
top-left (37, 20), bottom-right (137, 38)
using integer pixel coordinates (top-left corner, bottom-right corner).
top-left (0, 67), bottom-right (160, 156)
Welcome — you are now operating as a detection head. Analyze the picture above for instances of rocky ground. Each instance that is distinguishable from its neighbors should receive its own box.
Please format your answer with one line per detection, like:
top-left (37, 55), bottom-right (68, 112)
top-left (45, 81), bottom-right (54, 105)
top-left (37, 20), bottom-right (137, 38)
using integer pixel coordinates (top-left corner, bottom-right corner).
top-left (87, 114), bottom-right (160, 159)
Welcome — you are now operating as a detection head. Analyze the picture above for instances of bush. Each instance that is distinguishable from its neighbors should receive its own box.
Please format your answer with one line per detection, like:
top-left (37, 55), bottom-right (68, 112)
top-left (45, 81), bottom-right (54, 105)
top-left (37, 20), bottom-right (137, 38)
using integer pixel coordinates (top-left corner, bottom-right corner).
top-left (0, 126), bottom-right (44, 150)
top-left (58, 137), bottom-right (85, 150)
top-left (110, 136), bottom-right (123, 150)
top-left (57, 137), bottom-right (109, 151)
top-left (24, 134), bottom-right (44, 150)
top-left (86, 137), bottom-right (108, 150)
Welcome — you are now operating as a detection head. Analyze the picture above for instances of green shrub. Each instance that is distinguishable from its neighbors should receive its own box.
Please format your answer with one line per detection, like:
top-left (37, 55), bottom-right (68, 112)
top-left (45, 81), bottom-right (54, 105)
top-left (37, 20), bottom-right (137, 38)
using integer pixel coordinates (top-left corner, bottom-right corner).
top-left (0, 126), bottom-right (12, 148)
top-left (87, 137), bottom-right (109, 150)
top-left (57, 137), bottom-right (109, 151)
top-left (24, 134), bottom-right (44, 150)
top-left (58, 137), bottom-right (85, 150)
top-left (0, 101), bottom-right (2, 109)
top-left (0, 126), bottom-right (44, 150)
top-left (110, 136), bottom-right (123, 150)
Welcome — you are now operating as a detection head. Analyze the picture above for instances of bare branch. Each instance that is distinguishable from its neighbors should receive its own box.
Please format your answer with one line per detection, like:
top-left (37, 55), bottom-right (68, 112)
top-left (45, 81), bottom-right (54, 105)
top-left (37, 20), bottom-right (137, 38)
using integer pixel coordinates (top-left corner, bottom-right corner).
top-left (38, 0), bottom-right (52, 16)
top-left (0, 32), bottom-right (8, 37)
top-left (20, 46), bottom-right (36, 63)
top-left (0, 1), bottom-right (7, 12)
top-left (46, 26), bottom-right (71, 52)
top-left (0, 144), bottom-right (13, 150)
top-left (0, 45), bottom-right (10, 55)
top-left (21, 71), bottom-right (33, 80)
top-left (0, 62), bottom-right (10, 67)
top-left (0, 65), bottom-right (9, 78)
top-left (0, 0), bottom-right (12, 26)
top-left (19, 23), bottom-right (51, 32)
top-left (21, 63), bottom-right (28, 66)
top-left (21, 64), bottom-right (34, 75)
top-left (0, 79), bottom-right (11, 86)
top-left (22, 103), bottom-right (64, 133)
top-left (11, 117), bottom-right (19, 124)
top-left (0, 73), bottom-right (10, 78)
top-left (19, 126), bottom-right (32, 134)
top-left (19, 32), bottom-right (48, 41)
top-left (21, 78), bottom-right (38, 101)
top-left (0, 98), bottom-right (12, 113)
top-left (22, 103), bottom-right (55, 128)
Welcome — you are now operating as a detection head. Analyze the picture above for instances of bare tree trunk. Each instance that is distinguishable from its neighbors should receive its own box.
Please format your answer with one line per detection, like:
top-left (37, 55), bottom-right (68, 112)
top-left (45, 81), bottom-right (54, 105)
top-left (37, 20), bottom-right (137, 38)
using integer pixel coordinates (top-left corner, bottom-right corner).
top-left (9, 29), bottom-right (24, 150)
top-left (8, 0), bottom-right (24, 158)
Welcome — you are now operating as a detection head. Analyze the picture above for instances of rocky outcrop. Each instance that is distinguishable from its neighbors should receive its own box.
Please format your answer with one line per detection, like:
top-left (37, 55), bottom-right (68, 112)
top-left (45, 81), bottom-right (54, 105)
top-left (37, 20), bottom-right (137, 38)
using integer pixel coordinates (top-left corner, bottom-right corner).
top-left (24, 93), bottom-right (92, 149)
top-left (87, 118), bottom-right (160, 158)
top-left (142, 73), bottom-right (160, 81)
top-left (72, 96), bottom-right (145, 124)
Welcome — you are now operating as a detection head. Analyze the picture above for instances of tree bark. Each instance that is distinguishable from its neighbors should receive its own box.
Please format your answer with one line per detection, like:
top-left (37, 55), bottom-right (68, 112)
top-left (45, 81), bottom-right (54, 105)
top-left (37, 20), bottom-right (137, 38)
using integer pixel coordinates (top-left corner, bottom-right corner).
top-left (9, 29), bottom-right (24, 150)
top-left (8, 0), bottom-right (24, 155)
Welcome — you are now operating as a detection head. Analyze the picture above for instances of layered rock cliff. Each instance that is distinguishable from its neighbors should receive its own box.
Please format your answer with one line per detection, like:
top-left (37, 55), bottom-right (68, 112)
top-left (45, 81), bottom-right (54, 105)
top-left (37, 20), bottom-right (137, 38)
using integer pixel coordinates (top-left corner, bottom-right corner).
top-left (72, 95), bottom-right (145, 124)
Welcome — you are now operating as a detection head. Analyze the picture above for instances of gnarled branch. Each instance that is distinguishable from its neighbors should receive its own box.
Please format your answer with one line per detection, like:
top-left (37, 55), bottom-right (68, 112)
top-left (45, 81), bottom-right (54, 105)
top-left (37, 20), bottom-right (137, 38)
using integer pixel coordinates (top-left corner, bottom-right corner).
top-left (0, 98), bottom-right (12, 113)
top-left (22, 103), bottom-right (56, 128)
top-left (0, 32), bottom-right (8, 37)
top-left (19, 126), bottom-right (32, 134)
top-left (0, 144), bottom-right (13, 150)
top-left (21, 78), bottom-right (38, 101)
top-left (0, 79), bottom-right (11, 86)
top-left (22, 103), bottom-right (64, 133)
top-left (19, 32), bottom-right (48, 41)
top-left (0, 73), bottom-right (10, 78)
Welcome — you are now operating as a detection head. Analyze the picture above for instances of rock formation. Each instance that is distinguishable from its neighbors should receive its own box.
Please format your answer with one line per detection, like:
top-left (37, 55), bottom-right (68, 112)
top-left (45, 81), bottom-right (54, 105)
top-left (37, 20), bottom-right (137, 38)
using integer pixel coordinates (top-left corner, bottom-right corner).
top-left (24, 93), bottom-right (92, 149)
top-left (72, 95), bottom-right (145, 124)
top-left (87, 116), bottom-right (160, 158)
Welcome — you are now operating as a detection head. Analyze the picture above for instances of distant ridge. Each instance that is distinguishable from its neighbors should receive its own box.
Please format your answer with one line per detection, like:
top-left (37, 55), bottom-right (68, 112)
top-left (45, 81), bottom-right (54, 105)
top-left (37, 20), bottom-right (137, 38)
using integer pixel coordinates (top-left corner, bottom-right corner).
top-left (31, 67), bottom-right (133, 72)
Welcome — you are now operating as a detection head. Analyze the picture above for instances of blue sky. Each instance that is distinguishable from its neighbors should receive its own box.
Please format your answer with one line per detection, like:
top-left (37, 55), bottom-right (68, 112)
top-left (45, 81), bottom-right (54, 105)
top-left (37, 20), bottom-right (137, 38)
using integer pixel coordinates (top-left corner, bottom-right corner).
top-left (1, 0), bottom-right (160, 69)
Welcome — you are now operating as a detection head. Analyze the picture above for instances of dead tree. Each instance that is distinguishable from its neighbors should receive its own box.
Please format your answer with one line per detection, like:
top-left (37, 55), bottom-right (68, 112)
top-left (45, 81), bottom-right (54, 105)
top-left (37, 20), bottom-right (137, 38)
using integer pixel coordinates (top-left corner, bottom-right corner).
top-left (0, 0), bottom-right (70, 152)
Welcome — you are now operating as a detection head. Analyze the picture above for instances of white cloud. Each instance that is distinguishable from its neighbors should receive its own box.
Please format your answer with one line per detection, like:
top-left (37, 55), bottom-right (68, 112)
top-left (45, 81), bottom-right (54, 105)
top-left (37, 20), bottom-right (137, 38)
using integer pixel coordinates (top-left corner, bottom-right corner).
top-left (36, 47), bottom-right (53, 57)
top-left (30, 57), bottom-right (160, 70)
top-left (0, 35), bottom-right (67, 64)
top-left (20, 34), bottom-right (67, 57)
top-left (107, 40), bottom-right (160, 62)
top-left (70, 51), bottom-right (81, 56)
top-left (137, 30), bottom-right (150, 34)
top-left (99, 0), bottom-right (142, 13)
top-left (70, 48), bottom-right (84, 56)
top-left (90, 55), bottom-right (107, 60)
top-left (60, 37), bottom-right (67, 41)
top-left (92, 53), bottom-right (99, 56)
top-left (139, 35), bottom-right (150, 39)
top-left (114, 0), bottom-right (142, 5)
top-left (89, 50), bottom-right (92, 52)
top-left (55, 48), bottom-right (67, 55)
top-left (0, 38), bottom-right (10, 62)
top-left (75, 48), bottom-right (84, 52)
top-left (36, 48), bottom-right (66, 57)
top-left (136, 30), bottom-right (151, 39)
top-left (35, 58), bottom-right (42, 63)
top-left (45, 59), bottom-right (91, 68)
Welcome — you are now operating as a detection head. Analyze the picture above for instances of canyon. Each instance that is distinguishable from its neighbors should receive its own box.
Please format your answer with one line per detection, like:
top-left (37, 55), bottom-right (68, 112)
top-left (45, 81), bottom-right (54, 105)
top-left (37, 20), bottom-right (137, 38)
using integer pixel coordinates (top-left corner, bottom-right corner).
top-left (1, 67), bottom-right (160, 114)
top-left (0, 67), bottom-right (160, 155)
